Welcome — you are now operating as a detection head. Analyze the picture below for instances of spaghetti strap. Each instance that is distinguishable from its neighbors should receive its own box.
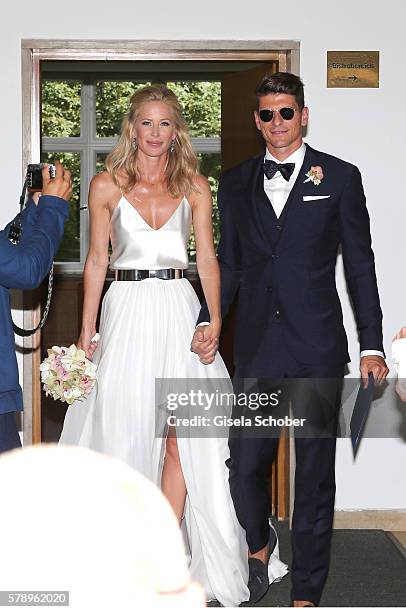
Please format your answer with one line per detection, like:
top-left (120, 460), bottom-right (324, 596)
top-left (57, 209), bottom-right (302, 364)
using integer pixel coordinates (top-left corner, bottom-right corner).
top-left (110, 184), bottom-right (125, 220)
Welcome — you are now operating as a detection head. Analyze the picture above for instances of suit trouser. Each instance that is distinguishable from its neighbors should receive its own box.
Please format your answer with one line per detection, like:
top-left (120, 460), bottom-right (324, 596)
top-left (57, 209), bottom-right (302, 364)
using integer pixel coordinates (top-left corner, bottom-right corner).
top-left (0, 412), bottom-right (22, 454)
top-left (229, 324), bottom-right (344, 605)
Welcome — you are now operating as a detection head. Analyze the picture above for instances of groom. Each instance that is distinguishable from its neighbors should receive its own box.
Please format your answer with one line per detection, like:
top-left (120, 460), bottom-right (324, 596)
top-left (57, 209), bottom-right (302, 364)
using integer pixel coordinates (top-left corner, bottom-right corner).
top-left (192, 72), bottom-right (389, 606)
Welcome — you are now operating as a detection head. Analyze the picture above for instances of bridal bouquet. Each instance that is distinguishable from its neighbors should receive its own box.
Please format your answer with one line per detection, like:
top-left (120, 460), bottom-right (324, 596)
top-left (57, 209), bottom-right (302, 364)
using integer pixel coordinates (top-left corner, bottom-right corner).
top-left (40, 344), bottom-right (97, 404)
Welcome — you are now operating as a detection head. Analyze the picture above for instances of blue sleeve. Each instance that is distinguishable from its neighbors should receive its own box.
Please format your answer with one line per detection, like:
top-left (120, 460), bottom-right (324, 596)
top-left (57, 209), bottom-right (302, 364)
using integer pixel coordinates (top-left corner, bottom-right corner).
top-left (2, 198), bottom-right (37, 237)
top-left (0, 196), bottom-right (69, 290)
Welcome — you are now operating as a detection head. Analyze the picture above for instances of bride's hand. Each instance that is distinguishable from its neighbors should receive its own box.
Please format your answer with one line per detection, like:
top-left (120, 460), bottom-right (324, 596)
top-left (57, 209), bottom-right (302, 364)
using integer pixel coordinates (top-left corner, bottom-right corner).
top-left (77, 330), bottom-right (99, 360)
top-left (191, 320), bottom-right (221, 365)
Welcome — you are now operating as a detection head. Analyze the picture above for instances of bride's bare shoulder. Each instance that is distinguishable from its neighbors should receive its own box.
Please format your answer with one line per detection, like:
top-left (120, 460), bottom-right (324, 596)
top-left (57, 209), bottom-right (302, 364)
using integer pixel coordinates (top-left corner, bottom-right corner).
top-left (90, 170), bottom-right (118, 194)
top-left (188, 173), bottom-right (211, 208)
top-left (193, 173), bottom-right (210, 192)
top-left (87, 171), bottom-right (124, 216)
top-left (89, 171), bottom-right (123, 212)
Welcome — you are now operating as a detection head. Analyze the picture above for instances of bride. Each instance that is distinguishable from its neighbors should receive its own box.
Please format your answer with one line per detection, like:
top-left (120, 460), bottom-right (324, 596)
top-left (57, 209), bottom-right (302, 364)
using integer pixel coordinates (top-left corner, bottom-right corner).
top-left (59, 84), bottom-right (287, 606)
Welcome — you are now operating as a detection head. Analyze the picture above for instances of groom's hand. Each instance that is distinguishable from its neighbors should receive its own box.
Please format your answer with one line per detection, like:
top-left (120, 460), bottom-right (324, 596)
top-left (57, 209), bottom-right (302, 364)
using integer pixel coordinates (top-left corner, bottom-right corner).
top-left (191, 324), bottom-right (219, 365)
top-left (360, 355), bottom-right (389, 388)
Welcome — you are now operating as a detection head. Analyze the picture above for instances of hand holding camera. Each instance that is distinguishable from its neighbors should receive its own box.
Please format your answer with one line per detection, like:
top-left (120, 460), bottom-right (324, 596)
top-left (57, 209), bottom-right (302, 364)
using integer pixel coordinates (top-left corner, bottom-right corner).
top-left (28, 160), bottom-right (72, 202)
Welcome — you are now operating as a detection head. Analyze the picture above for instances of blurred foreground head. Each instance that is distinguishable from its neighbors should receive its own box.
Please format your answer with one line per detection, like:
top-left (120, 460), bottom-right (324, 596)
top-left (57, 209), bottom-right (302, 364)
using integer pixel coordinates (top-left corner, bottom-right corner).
top-left (0, 444), bottom-right (204, 610)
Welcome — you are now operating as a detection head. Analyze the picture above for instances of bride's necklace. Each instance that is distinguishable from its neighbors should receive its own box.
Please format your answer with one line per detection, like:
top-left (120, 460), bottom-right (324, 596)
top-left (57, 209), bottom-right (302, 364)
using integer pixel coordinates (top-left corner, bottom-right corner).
top-left (127, 174), bottom-right (167, 204)
top-left (127, 192), bottom-right (143, 205)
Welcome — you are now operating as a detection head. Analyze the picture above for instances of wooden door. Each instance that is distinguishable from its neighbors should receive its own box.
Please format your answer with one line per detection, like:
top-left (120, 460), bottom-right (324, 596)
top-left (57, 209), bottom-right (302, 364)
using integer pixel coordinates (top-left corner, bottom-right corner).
top-left (220, 62), bottom-right (290, 521)
top-left (221, 63), bottom-right (278, 171)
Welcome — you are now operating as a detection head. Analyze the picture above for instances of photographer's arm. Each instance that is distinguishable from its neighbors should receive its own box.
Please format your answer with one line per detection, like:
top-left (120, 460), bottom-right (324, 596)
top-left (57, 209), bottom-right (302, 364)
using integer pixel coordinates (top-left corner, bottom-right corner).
top-left (0, 162), bottom-right (71, 290)
top-left (77, 173), bottom-right (112, 359)
top-left (0, 198), bottom-right (68, 290)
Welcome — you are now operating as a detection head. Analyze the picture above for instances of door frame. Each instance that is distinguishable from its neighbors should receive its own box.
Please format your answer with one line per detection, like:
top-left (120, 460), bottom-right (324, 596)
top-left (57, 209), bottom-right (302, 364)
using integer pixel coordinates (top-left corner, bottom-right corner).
top-left (21, 38), bottom-right (300, 518)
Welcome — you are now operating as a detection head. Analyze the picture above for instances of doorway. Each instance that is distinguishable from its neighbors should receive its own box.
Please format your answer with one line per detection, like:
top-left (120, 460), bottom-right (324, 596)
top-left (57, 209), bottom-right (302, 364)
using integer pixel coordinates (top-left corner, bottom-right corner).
top-left (21, 40), bottom-right (300, 520)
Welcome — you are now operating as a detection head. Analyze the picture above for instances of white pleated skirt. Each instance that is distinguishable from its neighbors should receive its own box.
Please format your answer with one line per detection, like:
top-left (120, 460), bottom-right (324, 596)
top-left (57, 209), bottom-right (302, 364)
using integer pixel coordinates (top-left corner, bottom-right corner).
top-left (59, 278), bottom-right (288, 606)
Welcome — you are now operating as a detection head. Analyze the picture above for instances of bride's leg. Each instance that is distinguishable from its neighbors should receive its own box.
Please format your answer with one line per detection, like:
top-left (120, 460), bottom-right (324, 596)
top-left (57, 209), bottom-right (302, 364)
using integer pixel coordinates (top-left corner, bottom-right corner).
top-left (161, 426), bottom-right (186, 524)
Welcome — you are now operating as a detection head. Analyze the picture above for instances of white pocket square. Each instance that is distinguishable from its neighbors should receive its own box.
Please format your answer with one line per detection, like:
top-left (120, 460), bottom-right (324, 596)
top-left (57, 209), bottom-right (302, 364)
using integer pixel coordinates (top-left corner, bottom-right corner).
top-left (303, 195), bottom-right (331, 202)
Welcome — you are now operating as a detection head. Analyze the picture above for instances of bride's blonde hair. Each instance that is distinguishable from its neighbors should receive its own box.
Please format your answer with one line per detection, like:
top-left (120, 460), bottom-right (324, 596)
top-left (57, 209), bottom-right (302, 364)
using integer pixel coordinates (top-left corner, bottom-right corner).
top-left (106, 84), bottom-right (199, 198)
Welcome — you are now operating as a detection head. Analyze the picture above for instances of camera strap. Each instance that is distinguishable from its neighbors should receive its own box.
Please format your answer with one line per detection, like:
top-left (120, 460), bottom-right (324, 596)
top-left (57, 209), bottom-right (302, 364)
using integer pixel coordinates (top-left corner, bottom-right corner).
top-left (11, 174), bottom-right (55, 337)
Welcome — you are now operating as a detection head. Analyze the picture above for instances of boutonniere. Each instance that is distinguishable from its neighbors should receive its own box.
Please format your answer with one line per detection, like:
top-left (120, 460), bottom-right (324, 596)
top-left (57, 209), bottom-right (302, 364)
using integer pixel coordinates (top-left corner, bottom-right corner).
top-left (304, 166), bottom-right (324, 186)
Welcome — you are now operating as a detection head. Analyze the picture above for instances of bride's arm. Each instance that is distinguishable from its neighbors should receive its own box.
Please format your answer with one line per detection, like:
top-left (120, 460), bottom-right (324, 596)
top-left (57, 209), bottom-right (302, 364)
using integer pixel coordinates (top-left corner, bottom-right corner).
top-left (77, 173), bottom-right (113, 358)
top-left (190, 175), bottom-right (221, 364)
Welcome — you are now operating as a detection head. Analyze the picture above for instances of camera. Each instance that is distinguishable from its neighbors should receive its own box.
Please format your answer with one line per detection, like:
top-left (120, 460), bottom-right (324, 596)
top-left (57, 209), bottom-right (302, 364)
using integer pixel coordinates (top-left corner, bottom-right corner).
top-left (26, 163), bottom-right (56, 191)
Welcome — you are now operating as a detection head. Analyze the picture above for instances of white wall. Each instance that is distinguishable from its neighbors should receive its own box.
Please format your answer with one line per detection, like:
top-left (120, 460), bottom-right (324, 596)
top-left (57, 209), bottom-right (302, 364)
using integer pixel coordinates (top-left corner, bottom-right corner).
top-left (1, 0), bottom-right (405, 510)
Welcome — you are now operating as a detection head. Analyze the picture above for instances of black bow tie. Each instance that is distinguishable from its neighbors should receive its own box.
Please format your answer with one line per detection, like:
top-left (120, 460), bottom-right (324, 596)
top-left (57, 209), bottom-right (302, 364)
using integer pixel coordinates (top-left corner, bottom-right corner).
top-left (263, 160), bottom-right (295, 182)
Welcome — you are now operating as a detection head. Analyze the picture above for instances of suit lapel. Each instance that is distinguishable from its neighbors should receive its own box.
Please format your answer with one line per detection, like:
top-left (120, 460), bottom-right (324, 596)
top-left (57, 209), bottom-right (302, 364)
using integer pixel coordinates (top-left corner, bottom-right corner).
top-left (248, 155), bottom-right (274, 248)
top-left (274, 144), bottom-right (318, 248)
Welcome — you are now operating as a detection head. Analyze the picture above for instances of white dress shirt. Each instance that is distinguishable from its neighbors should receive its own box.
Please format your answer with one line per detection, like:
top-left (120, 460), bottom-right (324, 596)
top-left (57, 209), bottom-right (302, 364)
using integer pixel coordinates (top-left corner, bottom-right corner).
top-left (199, 141), bottom-right (385, 360)
top-left (263, 142), bottom-right (306, 217)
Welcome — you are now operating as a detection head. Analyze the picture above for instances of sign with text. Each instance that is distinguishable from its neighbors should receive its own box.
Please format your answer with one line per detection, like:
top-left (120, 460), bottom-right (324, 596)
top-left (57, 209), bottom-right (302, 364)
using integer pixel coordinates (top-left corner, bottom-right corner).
top-left (327, 51), bottom-right (379, 88)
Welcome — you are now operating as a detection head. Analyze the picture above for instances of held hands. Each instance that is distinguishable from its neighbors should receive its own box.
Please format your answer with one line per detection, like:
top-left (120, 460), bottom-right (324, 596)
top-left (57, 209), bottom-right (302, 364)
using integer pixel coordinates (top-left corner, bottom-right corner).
top-left (190, 321), bottom-right (221, 365)
top-left (41, 160), bottom-right (72, 201)
top-left (77, 330), bottom-right (100, 361)
top-left (360, 355), bottom-right (389, 389)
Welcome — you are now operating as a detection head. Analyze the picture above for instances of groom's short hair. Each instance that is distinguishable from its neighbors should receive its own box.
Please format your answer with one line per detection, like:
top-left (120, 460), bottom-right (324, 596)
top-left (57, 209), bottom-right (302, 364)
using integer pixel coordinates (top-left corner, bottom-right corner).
top-left (255, 72), bottom-right (305, 109)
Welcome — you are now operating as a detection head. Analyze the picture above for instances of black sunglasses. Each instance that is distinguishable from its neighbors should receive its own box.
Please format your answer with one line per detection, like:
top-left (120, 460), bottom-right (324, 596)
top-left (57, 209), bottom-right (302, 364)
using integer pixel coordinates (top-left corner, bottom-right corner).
top-left (259, 107), bottom-right (296, 122)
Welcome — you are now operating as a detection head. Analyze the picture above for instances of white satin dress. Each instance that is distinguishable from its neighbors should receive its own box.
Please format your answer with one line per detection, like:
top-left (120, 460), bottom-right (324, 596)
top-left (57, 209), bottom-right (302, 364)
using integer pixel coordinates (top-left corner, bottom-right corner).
top-left (59, 194), bottom-right (288, 606)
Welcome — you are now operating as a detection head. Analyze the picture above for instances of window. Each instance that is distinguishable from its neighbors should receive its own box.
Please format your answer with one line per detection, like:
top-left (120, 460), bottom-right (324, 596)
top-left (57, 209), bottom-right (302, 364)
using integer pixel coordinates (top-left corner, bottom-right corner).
top-left (41, 69), bottom-right (221, 269)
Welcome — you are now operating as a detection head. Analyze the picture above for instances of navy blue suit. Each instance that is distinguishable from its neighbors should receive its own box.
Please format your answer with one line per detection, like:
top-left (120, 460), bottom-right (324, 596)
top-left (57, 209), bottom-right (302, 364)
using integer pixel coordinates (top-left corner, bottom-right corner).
top-left (197, 144), bottom-right (383, 604)
top-left (0, 196), bottom-right (68, 452)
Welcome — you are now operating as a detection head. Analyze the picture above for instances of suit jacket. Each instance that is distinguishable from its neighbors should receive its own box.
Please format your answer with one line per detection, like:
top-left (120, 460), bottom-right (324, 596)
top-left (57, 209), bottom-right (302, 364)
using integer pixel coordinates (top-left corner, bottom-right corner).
top-left (197, 144), bottom-right (384, 370)
top-left (0, 196), bottom-right (68, 414)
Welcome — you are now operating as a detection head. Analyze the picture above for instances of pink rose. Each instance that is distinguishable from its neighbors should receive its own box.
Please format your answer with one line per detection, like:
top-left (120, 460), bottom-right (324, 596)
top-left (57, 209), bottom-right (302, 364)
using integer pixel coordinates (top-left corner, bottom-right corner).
top-left (311, 166), bottom-right (324, 180)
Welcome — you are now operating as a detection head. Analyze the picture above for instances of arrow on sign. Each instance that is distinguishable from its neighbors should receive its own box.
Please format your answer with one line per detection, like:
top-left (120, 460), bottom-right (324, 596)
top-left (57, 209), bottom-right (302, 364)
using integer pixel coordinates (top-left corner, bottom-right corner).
top-left (336, 74), bottom-right (359, 82)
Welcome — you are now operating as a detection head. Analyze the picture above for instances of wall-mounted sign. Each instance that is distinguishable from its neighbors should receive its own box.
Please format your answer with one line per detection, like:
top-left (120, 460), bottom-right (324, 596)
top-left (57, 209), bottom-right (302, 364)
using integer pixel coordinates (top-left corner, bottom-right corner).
top-left (327, 51), bottom-right (379, 88)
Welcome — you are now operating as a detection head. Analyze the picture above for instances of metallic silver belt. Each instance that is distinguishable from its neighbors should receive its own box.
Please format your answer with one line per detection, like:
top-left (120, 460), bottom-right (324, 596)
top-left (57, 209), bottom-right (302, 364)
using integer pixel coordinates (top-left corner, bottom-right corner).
top-left (115, 268), bottom-right (184, 281)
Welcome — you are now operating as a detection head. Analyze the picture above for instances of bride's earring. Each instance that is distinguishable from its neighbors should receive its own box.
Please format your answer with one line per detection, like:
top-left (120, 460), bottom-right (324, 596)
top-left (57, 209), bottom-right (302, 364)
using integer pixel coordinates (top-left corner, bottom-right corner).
top-left (169, 139), bottom-right (176, 153)
top-left (131, 137), bottom-right (138, 151)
